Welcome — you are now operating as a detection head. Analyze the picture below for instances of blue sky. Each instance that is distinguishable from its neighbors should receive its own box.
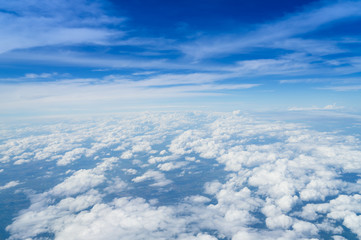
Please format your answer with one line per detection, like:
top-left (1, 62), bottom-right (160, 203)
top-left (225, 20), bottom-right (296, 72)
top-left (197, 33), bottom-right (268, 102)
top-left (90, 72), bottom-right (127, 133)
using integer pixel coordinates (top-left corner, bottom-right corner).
top-left (1, 0), bottom-right (361, 116)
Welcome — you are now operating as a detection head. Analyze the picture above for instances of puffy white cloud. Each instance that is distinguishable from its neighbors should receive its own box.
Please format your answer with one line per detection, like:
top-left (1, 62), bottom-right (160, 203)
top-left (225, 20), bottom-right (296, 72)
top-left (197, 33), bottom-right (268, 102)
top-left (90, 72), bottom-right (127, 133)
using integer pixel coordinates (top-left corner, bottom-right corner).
top-left (344, 213), bottom-right (361, 237)
top-left (182, 233), bottom-right (218, 240)
top-left (104, 177), bottom-right (127, 194)
top-left (6, 190), bottom-right (103, 239)
top-left (56, 191), bottom-right (103, 213)
top-left (122, 168), bottom-right (137, 175)
top-left (266, 214), bottom-right (293, 229)
top-left (185, 195), bottom-right (211, 204)
top-left (50, 169), bottom-right (105, 196)
top-left (232, 230), bottom-right (255, 240)
top-left (157, 161), bottom-right (188, 171)
top-left (204, 181), bottom-right (222, 195)
top-left (299, 178), bottom-right (341, 201)
top-left (148, 154), bottom-right (179, 164)
top-left (120, 150), bottom-right (133, 159)
top-left (292, 220), bottom-right (318, 235)
top-left (50, 197), bottom-right (182, 240)
top-left (132, 170), bottom-right (172, 187)
top-left (57, 147), bottom-right (87, 166)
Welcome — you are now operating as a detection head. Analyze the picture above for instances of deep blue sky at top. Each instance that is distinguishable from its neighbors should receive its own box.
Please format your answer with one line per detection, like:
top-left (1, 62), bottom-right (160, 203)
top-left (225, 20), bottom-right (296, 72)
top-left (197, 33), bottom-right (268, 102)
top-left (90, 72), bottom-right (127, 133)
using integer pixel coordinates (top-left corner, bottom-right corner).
top-left (111, 0), bottom-right (317, 37)
top-left (0, 0), bottom-right (361, 116)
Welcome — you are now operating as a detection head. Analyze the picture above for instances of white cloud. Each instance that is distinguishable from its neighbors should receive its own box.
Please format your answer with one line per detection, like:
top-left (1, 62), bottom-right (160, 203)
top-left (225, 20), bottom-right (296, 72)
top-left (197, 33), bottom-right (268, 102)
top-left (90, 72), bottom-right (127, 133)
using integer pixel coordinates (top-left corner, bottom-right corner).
top-left (321, 85), bottom-right (361, 91)
top-left (276, 195), bottom-right (298, 212)
top-left (288, 104), bottom-right (344, 111)
top-left (6, 190), bottom-right (103, 239)
top-left (122, 168), bottom-right (137, 175)
top-left (344, 213), bottom-right (361, 238)
top-left (333, 236), bottom-right (347, 240)
top-left (185, 195), bottom-right (211, 204)
top-left (0, 180), bottom-right (20, 191)
top-left (25, 72), bottom-right (58, 79)
top-left (292, 220), bottom-right (318, 235)
top-left (299, 194), bottom-right (361, 238)
top-left (204, 181), bottom-right (222, 195)
top-left (46, 197), bottom-right (182, 240)
top-left (265, 214), bottom-right (293, 229)
top-left (13, 159), bottom-right (31, 165)
top-left (105, 178), bottom-right (127, 193)
top-left (132, 170), bottom-right (172, 187)
top-left (232, 230), bottom-right (263, 240)
top-left (157, 161), bottom-right (188, 171)
top-left (0, 0), bottom-right (123, 54)
top-left (120, 150), bottom-right (133, 159)
top-left (57, 148), bottom-right (87, 166)
top-left (0, 74), bottom-right (259, 116)
top-left (50, 169), bottom-right (105, 196)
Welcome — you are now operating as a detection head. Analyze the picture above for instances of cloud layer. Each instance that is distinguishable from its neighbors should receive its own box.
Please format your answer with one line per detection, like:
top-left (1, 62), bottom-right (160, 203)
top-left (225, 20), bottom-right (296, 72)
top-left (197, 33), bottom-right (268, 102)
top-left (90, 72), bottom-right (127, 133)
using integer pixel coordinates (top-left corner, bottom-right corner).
top-left (1, 112), bottom-right (361, 239)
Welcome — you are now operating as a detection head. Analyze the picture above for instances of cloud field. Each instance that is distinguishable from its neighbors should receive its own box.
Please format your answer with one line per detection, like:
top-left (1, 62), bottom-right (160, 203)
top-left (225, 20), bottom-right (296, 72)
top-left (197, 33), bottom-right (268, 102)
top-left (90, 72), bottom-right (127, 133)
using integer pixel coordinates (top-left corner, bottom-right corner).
top-left (1, 112), bottom-right (361, 239)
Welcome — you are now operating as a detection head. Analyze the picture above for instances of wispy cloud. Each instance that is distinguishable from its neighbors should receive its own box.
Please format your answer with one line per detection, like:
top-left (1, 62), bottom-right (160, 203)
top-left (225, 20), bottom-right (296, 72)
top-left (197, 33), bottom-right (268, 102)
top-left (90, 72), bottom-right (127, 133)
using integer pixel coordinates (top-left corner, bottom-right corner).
top-left (24, 73), bottom-right (59, 79)
top-left (180, 0), bottom-right (361, 59)
top-left (279, 77), bottom-right (361, 85)
top-left (0, 181), bottom-right (20, 191)
top-left (320, 85), bottom-right (361, 91)
top-left (0, 0), bottom-right (124, 54)
top-left (288, 104), bottom-right (344, 111)
top-left (279, 78), bottom-right (326, 84)
top-left (227, 53), bottom-right (319, 76)
top-left (0, 73), bottom-right (260, 115)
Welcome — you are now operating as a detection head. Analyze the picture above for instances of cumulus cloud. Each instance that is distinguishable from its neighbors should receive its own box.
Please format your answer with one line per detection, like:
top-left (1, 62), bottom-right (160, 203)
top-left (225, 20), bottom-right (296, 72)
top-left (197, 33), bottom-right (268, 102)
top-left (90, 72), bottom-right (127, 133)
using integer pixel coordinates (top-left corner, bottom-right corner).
top-left (157, 161), bottom-right (188, 171)
top-left (6, 190), bottom-right (103, 239)
top-left (122, 168), bottom-right (137, 175)
top-left (57, 148), bottom-right (87, 166)
top-left (105, 177), bottom-right (127, 193)
top-left (50, 169), bottom-right (105, 196)
top-left (185, 195), bottom-right (211, 204)
top-left (132, 170), bottom-right (172, 187)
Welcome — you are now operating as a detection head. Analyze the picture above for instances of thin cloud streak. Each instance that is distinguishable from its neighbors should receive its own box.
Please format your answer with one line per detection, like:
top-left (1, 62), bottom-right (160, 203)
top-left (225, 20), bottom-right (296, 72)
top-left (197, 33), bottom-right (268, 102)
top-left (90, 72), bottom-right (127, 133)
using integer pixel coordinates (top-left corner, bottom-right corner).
top-left (0, 0), bottom-right (124, 54)
top-left (288, 104), bottom-right (344, 111)
top-left (0, 75), bottom-right (260, 114)
top-left (320, 85), bottom-right (361, 91)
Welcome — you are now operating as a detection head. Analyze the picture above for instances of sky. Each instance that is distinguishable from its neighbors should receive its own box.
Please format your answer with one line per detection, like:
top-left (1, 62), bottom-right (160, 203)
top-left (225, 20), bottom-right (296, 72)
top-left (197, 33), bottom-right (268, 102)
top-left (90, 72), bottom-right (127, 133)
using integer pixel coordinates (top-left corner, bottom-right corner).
top-left (2, 2), bottom-right (361, 238)
top-left (1, 0), bottom-right (361, 117)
